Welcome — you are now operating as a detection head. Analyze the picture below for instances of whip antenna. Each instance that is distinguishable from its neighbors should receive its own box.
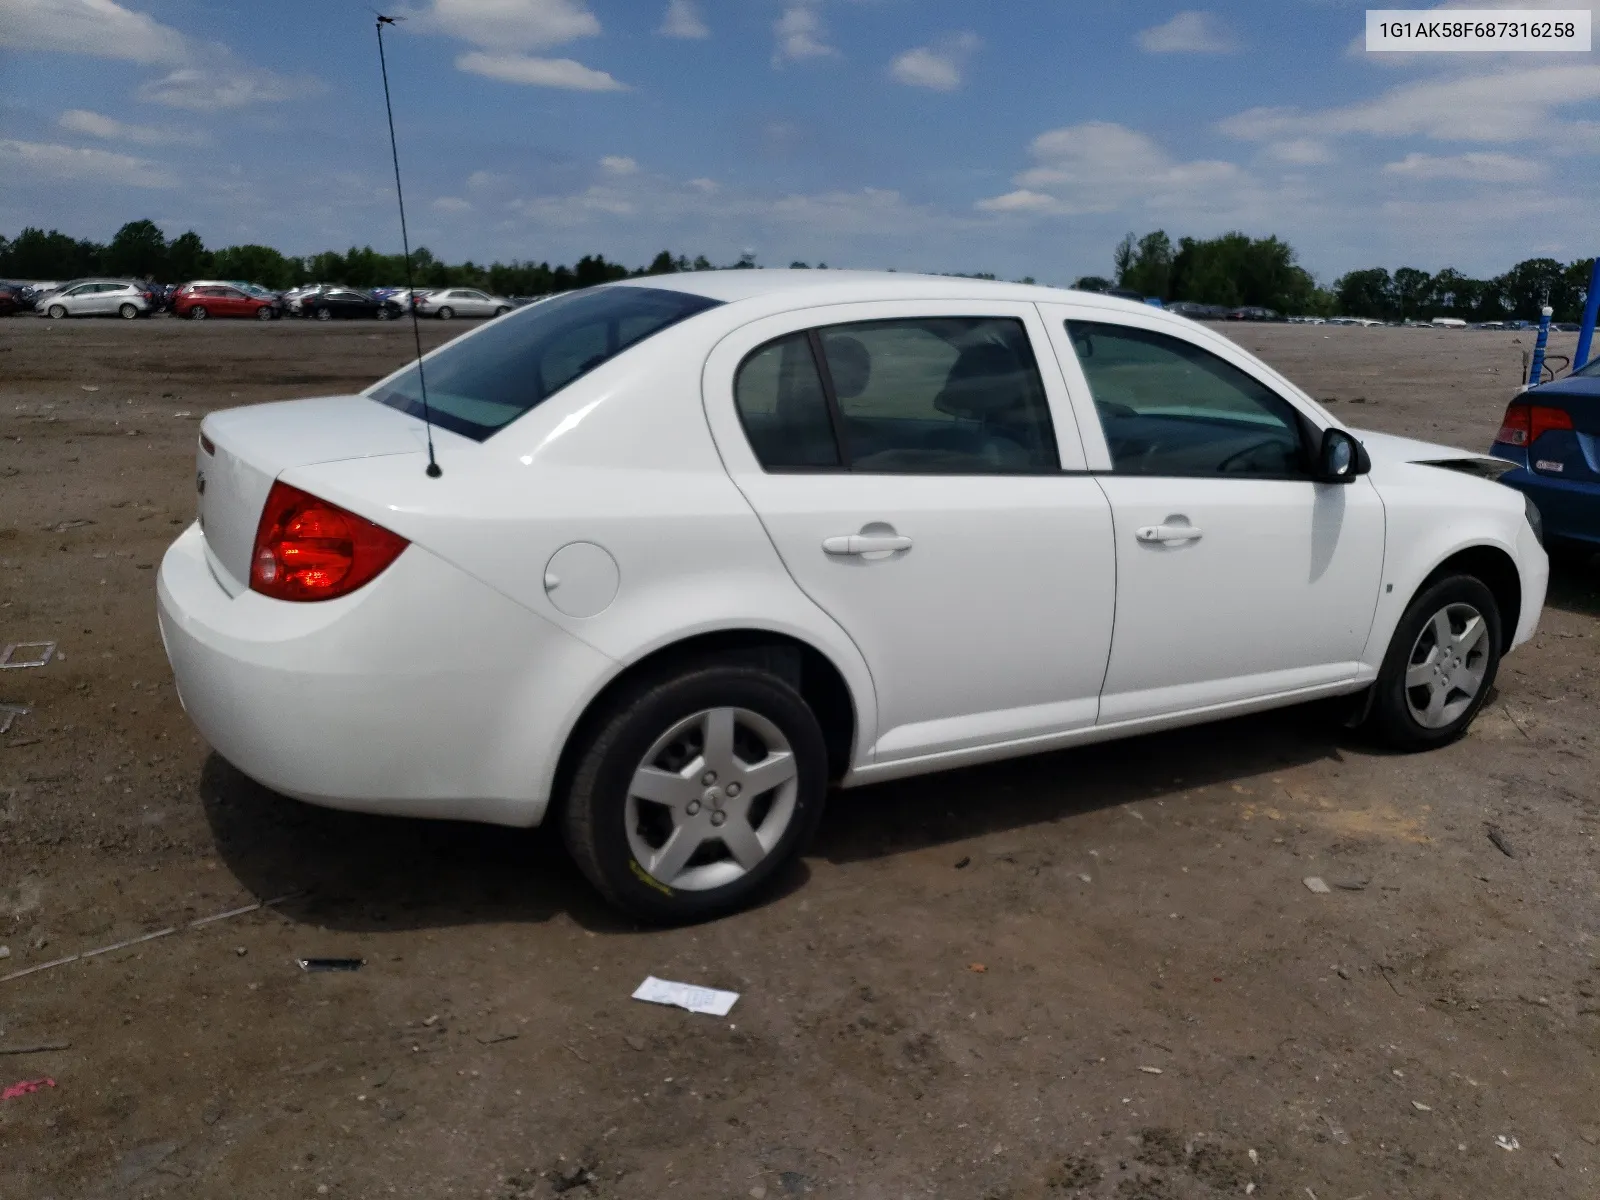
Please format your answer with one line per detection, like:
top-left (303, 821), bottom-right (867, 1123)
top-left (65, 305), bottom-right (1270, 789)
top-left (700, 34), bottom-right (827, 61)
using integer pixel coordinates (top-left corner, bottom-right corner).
top-left (374, 12), bottom-right (441, 478)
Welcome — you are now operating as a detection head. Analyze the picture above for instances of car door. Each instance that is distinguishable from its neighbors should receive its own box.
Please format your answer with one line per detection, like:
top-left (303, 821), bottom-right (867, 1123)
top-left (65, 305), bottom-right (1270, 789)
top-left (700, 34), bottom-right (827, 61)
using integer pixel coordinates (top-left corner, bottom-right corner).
top-left (215, 286), bottom-right (248, 316)
top-left (59, 284), bottom-right (97, 314)
top-left (703, 300), bottom-right (1117, 765)
top-left (1038, 305), bottom-right (1385, 722)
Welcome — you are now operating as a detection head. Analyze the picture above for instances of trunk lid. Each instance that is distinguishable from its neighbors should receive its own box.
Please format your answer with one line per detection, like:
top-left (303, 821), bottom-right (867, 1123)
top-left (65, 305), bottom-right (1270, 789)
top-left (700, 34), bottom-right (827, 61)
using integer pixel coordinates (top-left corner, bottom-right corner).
top-left (197, 396), bottom-right (429, 594)
top-left (1515, 377), bottom-right (1600, 483)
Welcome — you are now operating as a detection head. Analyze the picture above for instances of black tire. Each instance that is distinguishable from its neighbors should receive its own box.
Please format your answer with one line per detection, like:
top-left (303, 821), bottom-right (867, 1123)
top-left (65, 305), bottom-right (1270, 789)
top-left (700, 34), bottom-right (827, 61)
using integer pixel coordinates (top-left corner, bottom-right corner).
top-left (47, 304), bottom-right (66, 319)
top-left (562, 663), bottom-right (829, 923)
top-left (437, 306), bottom-right (454, 320)
top-left (375, 307), bottom-right (393, 321)
top-left (1365, 574), bottom-right (1501, 751)
top-left (118, 303), bottom-right (139, 320)
top-left (189, 305), bottom-right (208, 321)
top-left (494, 305), bottom-right (510, 317)
top-left (314, 306), bottom-right (333, 322)
top-left (256, 306), bottom-right (276, 321)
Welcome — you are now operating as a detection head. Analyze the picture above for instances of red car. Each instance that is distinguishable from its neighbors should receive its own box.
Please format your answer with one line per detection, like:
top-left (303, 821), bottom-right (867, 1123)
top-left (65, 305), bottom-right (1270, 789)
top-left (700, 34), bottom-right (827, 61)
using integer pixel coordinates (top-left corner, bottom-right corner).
top-left (172, 282), bottom-right (280, 321)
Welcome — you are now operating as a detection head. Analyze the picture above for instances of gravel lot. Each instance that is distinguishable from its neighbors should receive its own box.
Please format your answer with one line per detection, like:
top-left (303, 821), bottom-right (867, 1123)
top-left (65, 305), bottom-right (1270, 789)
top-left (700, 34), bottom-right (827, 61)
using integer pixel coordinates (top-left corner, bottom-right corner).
top-left (1, 316), bottom-right (1598, 1199)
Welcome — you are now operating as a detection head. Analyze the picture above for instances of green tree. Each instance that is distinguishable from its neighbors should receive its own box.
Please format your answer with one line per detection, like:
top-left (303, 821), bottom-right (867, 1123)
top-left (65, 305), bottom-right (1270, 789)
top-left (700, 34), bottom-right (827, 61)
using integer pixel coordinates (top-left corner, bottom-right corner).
top-left (1072, 275), bottom-right (1112, 292)
top-left (1498, 257), bottom-right (1570, 321)
top-left (106, 219), bottom-right (168, 279)
top-left (1, 227), bottom-right (104, 279)
top-left (1334, 267), bottom-right (1394, 319)
top-left (212, 244), bottom-right (298, 290)
top-left (166, 231), bottom-right (212, 281)
top-left (1122, 230), bottom-right (1174, 300)
top-left (1392, 267), bottom-right (1432, 320)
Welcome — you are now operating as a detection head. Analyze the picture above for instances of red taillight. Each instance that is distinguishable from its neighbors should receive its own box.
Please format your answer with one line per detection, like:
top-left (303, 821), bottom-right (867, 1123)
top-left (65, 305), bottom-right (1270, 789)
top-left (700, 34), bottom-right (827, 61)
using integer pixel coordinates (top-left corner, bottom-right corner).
top-left (1496, 402), bottom-right (1574, 447)
top-left (249, 481), bottom-right (408, 602)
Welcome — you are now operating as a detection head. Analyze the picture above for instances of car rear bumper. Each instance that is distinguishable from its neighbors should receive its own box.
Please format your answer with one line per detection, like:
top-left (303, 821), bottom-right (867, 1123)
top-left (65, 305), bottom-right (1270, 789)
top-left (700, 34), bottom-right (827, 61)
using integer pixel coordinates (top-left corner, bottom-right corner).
top-left (157, 523), bottom-right (614, 826)
top-left (1496, 464), bottom-right (1600, 548)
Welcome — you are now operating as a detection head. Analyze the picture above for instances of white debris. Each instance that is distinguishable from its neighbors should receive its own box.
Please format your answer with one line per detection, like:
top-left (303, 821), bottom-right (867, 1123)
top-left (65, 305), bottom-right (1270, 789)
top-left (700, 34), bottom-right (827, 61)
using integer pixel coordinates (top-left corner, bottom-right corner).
top-left (1303, 876), bottom-right (1332, 894)
top-left (632, 976), bottom-right (739, 1017)
top-left (1137, 1066), bottom-right (1162, 1075)
top-left (1496, 1135), bottom-right (1520, 1152)
top-left (1412, 1101), bottom-right (1432, 1112)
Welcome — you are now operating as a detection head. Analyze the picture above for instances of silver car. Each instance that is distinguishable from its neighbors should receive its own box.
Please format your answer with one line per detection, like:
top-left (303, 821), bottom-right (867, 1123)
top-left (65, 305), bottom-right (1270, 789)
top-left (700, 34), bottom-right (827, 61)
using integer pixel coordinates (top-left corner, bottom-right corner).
top-left (37, 279), bottom-right (151, 319)
top-left (415, 287), bottom-right (513, 319)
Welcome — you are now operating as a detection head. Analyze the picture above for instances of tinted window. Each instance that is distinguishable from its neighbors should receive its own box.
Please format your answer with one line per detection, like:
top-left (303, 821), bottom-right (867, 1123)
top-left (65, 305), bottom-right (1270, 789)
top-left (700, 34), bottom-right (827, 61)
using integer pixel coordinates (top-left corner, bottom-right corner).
top-left (820, 318), bottom-right (1058, 473)
top-left (370, 285), bottom-right (722, 441)
top-left (733, 333), bottom-right (840, 469)
top-left (1066, 321), bottom-right (1305, 477)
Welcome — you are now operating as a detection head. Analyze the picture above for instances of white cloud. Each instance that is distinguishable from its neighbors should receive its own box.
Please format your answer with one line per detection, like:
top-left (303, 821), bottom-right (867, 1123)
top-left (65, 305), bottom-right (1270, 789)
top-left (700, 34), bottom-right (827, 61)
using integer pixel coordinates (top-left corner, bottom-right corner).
top-left (58, 108), bottom-right (206, 147)
top-left (0, 138), bottom-right (175, 188)
top-left (658, 0), bottom-right (709, 39)
top-left (1220, 64), bottom-right (1600, 144)
top-left (1265, 138), bottom-right (1333, 164)
top-left (419, 0), bottom-right (600, 51)
top-left (136, 65), bottom-right (312, 109)
top-left (456, 51), bottom-right (627, 90)
top-left (1136, 11), bottom-right (1237, 54)
top-left (980, 121), bottom-right (1245, 216)
top-left (773, 3), bottom-right (836, 64)
top-left (432, 196), bottom-right (473, 212)
top-left (599, 154), bottom-right (638, 175)
top-left (0, 0), bottom-right (187, 64)
top-left (889, 32), bottom-right (981, 92)
top-left (1381, 150), bottom-right (1543, 182)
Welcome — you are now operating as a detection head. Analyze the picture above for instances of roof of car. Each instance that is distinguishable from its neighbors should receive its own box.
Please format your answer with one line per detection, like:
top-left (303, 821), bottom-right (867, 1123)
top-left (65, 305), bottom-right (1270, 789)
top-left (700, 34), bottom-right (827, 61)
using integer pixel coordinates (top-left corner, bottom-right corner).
top-left (611, 268), bottom-right (1161, 316)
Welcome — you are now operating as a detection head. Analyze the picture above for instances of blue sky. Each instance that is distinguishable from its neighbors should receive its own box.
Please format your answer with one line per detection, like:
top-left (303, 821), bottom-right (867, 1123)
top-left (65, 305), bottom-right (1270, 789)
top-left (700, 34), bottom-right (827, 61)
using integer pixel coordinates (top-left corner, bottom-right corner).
top-left (2, 1), bottom-right (1597, 284)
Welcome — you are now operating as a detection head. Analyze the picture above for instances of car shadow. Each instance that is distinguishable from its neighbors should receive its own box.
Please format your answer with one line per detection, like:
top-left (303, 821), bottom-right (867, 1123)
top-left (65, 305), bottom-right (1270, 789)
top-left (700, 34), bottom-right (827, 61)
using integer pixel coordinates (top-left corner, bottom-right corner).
top-left (813, 704), bottom-right (1359, 865)
top-left (1545, 548), bottom-right (1600, 619)
top-left (204, 704), bottom-right (1359, 929)
top-left (198, 754), bottom-right (811, 935)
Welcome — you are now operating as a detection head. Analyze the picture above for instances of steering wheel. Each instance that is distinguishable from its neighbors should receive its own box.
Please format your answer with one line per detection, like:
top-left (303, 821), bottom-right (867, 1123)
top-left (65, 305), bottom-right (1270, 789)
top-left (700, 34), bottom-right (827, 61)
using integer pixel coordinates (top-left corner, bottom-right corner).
top-left (1216, 437), bottom-right (1288, 473)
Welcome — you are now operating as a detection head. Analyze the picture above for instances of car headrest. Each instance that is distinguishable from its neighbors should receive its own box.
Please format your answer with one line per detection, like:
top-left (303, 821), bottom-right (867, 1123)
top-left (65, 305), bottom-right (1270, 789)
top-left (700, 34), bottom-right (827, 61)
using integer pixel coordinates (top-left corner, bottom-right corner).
top-left (934, 342), bottom-right (1027, 419)
top-left (823, 335), bottom-right (871, 400)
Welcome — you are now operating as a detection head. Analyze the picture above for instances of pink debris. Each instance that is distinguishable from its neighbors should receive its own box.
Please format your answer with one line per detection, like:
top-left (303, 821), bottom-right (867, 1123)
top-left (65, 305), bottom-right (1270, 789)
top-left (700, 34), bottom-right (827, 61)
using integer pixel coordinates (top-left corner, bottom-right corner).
top-left (2, 1077), bottom-right (56, 1101)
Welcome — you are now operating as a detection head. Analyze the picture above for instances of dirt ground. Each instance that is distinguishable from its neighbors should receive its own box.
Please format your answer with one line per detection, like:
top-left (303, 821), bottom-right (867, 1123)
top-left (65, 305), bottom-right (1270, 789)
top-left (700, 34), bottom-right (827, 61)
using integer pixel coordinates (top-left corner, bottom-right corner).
top-left (2, 315), bottom-right (1598, 1200)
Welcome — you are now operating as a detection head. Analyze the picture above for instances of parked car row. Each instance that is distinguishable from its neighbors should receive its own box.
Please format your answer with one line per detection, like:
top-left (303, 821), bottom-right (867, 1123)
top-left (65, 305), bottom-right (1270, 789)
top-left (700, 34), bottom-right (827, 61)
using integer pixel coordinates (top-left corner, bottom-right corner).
top-left (0, 278), bottom-right (517, 321)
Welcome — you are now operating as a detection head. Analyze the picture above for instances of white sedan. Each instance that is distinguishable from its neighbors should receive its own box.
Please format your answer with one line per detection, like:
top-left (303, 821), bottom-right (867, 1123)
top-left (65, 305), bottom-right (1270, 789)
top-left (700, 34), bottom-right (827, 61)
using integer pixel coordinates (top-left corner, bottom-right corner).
top-left (158, 272), bottom-right (1548, 921)
top-left (413, 287), bottom-right (513, 319)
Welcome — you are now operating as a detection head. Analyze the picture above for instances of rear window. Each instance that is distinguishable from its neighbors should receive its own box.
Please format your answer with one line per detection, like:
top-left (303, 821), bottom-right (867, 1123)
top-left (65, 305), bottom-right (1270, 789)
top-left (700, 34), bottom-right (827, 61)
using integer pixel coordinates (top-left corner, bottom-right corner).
top-left (369, 285), bottom-right (722, 441)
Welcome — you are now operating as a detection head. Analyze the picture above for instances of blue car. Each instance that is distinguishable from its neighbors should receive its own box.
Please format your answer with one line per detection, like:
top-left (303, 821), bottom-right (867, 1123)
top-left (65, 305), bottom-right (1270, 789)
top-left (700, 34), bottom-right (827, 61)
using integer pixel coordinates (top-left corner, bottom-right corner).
top-left (1490, 363), bottom-right (1600, 550)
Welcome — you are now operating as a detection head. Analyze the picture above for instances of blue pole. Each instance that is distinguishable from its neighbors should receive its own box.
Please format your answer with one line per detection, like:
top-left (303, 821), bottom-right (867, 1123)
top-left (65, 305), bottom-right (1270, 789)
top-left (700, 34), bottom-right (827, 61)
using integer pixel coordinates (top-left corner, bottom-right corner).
top-left (1528, 305), bottom-right (1553, 387)
top-left (1576, 257), bottom-right (1600, 369)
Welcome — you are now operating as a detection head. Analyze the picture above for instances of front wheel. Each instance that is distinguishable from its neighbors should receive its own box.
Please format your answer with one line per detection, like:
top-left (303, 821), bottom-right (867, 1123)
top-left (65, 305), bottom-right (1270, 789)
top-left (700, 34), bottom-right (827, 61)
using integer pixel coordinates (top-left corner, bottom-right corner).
top-left (189, 305), bottom-right (208, 321)
top-left (47, 304), bottom-right (66, 319)
top-left (494, 306), bottom-right (510, 317)
top-left (375, 307), bottom-right (393, 321)
top-left (256, 305), bottom-right (276, 321)
top-left (563, 664), bottom-right (829, 923)
top-left (436, 306), bottom-right (454, 320)
top-left (118, 303), bottom-right (139, 320)
top-left (1364, 574), bottom-right (1501, 750)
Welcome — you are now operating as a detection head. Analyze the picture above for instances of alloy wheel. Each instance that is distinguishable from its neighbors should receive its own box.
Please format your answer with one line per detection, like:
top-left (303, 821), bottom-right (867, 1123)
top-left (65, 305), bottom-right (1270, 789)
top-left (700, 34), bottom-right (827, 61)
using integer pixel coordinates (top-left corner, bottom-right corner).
top-left (1404, 602), bottom-right (1490, 728)
top-left (624, 706), bottom-right (800, 892)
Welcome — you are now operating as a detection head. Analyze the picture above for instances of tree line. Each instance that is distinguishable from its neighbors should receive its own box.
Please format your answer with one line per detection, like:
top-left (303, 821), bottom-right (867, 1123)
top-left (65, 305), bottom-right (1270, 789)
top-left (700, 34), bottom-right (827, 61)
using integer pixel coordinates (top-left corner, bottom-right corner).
top-left (0, 219), bottom-right (762, 297)
top-left (1101, 228), bottom-right (1595, 322)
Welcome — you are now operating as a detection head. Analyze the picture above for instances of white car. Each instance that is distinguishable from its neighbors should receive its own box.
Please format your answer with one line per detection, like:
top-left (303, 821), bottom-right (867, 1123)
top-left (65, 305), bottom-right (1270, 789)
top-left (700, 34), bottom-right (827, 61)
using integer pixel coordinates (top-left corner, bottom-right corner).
top-left (38, 278), bottom-right (150, 319)
top-left (158, 272), bottom-right (1548, 921)
top-left (414, 287), bottom-right (513, 319)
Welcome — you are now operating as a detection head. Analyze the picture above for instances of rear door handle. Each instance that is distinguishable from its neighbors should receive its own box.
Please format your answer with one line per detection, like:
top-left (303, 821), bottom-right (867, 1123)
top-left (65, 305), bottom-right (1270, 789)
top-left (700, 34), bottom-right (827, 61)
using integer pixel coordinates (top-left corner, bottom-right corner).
top-left (1136, 524), bottom-right (1203, 544)
top-left (822, 533), bottom-right (913, 555)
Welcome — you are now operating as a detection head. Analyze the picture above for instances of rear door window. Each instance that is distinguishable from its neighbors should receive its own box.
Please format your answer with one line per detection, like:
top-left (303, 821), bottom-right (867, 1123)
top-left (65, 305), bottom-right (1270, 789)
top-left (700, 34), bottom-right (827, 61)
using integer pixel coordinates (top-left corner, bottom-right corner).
top-left (370, 285), bottom-right (723, 441)
top-left (733, 317), bottom-right (1059, 474)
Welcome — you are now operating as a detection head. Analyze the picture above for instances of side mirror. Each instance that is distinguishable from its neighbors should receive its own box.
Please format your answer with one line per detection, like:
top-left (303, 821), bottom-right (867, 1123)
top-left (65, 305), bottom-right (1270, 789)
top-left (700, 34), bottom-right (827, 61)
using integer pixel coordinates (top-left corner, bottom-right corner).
top-left (1315, 428), bottom-right (1370, 483)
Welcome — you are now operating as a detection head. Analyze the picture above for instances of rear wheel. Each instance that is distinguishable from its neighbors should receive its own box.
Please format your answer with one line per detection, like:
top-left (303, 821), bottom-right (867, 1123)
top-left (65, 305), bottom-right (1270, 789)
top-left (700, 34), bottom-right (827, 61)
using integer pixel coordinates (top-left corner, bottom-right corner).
top-left (189, 305), bottom-right (208, 321)
top-left (375, 307), bottom-right (393, 321)
top-left (314, 306), bottom-right (333, 322)
top-left (563, 664), bottom-right (829, 923)
top-left (118, 303), bottom-right (139, 320)
top-left (1365, 575), bottom-right (1501, 750)
top-left (436, 306), bottom-right (455, 320)
top-left (47, 304), bottom-right (66, 319)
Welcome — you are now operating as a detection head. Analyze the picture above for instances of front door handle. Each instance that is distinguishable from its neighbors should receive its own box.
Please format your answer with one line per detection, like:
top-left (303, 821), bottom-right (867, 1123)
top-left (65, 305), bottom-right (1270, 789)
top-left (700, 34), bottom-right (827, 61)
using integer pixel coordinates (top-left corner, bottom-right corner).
top-left (822, 533), bottom-right (913, 556)
top-left (1136, 523), bottom-right (1203, 544)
